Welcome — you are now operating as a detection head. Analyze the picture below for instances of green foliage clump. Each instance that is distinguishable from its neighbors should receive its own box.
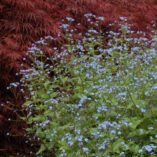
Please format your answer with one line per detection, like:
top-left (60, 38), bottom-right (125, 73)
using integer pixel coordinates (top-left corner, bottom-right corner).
top-left (18, 15), bottom-right (157, 156)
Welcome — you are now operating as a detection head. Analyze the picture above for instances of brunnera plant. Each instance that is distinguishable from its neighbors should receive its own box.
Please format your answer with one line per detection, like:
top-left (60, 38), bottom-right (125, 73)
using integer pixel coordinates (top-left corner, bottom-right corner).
top-left (15, 15), bottom-right (157, 157)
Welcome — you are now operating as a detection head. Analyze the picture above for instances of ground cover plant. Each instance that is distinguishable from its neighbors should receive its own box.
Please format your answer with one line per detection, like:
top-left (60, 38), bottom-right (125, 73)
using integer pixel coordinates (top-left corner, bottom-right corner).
top-left (11, 15), bottom-right (157, 156)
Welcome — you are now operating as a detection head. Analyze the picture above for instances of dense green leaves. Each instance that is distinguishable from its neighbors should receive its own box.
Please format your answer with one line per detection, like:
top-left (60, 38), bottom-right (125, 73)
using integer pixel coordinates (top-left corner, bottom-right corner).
top-left (18, 16), bottom-right (157, 156)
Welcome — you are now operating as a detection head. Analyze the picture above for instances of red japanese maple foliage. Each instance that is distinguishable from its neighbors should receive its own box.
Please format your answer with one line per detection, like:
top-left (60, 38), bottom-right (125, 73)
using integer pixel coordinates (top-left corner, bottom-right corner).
top-left (0, 0), bottom-right (157, 155)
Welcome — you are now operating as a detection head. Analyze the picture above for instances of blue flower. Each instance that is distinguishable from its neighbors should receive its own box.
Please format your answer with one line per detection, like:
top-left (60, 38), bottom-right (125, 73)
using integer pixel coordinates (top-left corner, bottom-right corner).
top-left (82, 147), bottom-right (89, 153)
